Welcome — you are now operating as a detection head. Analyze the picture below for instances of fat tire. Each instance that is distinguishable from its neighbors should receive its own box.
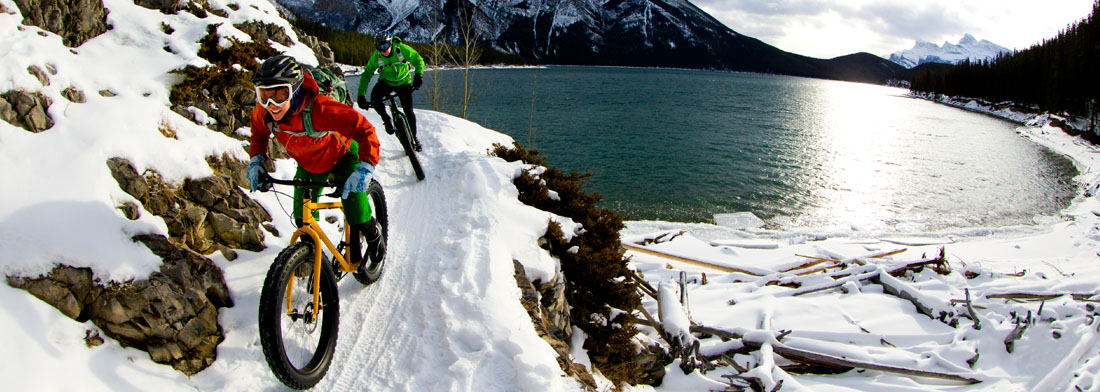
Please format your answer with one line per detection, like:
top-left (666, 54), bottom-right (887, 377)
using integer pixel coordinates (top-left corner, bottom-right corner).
top-left (353, 179), bottom-right (389, 284)
top-left (258, 241), bottom-right (340, 389)
top-left (394, 112), bottom-right (425, 181)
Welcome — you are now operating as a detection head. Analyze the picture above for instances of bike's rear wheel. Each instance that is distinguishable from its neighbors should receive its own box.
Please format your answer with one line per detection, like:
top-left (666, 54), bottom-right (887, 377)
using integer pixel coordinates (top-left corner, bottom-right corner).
top-left (393, 112), bottom-right (425, 181)
top-left (258, 241), bottom-right (340, 389)
top-left (353, 179), bottom-right (389, 284)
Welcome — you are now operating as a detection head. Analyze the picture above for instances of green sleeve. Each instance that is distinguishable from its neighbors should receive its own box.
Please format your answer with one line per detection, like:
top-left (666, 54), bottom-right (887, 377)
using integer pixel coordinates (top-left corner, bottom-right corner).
top-left (358, 52), bottom-right (379, 97)
top-left (406, 44), bottom-right (425, 74)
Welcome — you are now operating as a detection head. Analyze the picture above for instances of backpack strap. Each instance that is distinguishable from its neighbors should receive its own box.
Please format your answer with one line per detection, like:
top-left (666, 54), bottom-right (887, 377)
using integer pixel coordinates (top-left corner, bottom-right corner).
top-left (302, 102), bottom-right (316, 136)
top-left (395, 46), bottom-right (407, 64)
top-left (377, 45), bottom-right (411, 74)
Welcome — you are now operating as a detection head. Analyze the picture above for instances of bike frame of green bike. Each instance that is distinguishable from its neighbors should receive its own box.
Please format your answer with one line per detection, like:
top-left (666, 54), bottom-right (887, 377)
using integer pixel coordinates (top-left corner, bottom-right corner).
top-left (382, 90), bottom-right (425, 181)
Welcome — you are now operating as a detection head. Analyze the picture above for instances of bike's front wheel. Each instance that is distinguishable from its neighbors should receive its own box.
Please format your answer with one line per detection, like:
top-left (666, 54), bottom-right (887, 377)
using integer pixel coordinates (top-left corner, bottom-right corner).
top-left (258, 241), bottom-right (340, 390)
top-left (393, 112), bottom-right (425, 181)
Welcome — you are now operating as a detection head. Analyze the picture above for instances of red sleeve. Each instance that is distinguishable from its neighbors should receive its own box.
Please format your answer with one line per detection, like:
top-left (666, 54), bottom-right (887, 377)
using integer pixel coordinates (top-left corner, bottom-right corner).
top-left (321, 98), bottom-right (380, 166)
top-left (351, 112), bottom-right (381, 166)
top-left (249, 105), bottom-right (271, 158)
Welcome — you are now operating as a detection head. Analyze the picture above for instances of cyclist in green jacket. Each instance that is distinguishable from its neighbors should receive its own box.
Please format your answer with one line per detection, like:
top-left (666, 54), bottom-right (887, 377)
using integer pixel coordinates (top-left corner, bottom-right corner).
top-left (357, 35), bottom-right (426, 152)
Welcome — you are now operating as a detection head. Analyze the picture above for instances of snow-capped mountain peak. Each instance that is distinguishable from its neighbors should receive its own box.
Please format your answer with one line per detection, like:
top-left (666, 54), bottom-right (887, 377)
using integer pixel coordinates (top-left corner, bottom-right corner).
top-left (278, 0), bottom-right (908, 83)
top-left (888, 33), bottom-right (1010, 68)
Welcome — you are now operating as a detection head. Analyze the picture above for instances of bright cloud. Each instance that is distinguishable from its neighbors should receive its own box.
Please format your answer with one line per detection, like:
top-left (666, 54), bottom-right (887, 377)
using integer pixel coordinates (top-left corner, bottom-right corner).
top-left (696, 0), bottom-right (1096, 58)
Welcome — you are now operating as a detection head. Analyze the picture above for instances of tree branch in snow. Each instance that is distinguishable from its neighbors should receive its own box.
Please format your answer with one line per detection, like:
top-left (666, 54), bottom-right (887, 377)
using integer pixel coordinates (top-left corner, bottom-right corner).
top-left (1004, 312), bottom-right (1030, 353)
top-left (985, 293), bottom-right (1100, 303)
top-left (630, 270), bottom-right (659, 300)
top-left (635, 230), bottom-right (687, 245)
top-left (964, 288), bottom-right (982, 330)
top-left (636, 302), bottom-right (672, 349)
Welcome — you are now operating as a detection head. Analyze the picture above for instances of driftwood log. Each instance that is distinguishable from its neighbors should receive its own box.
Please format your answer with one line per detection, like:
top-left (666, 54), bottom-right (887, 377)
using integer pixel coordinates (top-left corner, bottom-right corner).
top-left (622, 243), bottom-right (761, 275)
top-left (985, 293), bottom-right (1100, 303)
top-left (691, 325), bottom-right (982, 384)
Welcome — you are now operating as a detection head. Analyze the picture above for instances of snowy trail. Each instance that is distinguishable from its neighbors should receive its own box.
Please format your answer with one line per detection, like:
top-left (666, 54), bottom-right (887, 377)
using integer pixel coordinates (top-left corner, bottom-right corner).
top-left (303, 111), bottom-right (576, 391)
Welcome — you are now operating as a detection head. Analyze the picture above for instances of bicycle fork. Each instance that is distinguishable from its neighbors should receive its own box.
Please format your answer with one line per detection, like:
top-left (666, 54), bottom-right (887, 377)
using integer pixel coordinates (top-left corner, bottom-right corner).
top-left (285, 199), bottom-right (354, 323)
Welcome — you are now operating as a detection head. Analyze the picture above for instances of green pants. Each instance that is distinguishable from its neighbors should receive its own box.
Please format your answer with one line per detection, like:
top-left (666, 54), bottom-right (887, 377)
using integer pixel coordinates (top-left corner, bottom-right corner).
top-left (293, 142), bottom-right (372, 226)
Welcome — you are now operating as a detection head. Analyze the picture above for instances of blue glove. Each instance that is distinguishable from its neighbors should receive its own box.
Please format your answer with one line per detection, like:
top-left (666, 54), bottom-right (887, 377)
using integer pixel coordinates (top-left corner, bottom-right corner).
top-left (342, 162), bottom-right (376, 199)
top-left (247, 155), bottom-right (265, 191)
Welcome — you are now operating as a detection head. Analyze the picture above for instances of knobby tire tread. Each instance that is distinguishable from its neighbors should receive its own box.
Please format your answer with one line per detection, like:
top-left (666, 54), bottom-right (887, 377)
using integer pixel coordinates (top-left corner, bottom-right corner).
top-left (393, 112), bottom-right (425, 181)
top-left (353, 179), bottom-right (389, 284)
top-left (258, 241), bottom-right (340, 389)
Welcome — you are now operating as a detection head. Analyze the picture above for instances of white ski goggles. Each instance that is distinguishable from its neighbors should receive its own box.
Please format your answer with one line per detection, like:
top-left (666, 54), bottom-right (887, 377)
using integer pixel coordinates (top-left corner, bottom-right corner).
top-left (255, 83), bottom-right (295, 107)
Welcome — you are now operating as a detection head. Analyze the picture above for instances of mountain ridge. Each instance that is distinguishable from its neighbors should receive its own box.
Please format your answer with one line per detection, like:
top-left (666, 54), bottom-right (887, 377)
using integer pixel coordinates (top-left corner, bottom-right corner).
top-left (278, 0), bottom-right (910, 84)
top-left (888, 33), bottom-right (1010, 68)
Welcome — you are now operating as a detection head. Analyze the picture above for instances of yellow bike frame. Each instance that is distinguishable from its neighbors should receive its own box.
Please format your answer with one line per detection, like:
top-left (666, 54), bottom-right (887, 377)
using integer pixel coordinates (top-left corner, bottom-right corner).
top-left (285, 196), bottom-right (362, 321)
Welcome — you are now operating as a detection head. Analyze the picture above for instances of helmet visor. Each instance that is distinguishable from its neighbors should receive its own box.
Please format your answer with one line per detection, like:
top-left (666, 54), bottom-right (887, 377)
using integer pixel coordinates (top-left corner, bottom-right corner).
top-left (377, 41), bottom-right (392, 52)
top-left (255, 84), bottom-right (294, 107)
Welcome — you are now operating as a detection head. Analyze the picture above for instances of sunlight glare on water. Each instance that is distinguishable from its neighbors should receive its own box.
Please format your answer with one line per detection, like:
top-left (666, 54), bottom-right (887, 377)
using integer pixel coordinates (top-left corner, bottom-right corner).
top-left (814, 82), bottom-right (911, 232)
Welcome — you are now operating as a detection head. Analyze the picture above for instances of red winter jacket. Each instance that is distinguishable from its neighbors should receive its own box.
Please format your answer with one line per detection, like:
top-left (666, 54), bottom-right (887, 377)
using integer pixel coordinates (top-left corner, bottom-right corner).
top-left (249, 74), bottom-right (380, 174)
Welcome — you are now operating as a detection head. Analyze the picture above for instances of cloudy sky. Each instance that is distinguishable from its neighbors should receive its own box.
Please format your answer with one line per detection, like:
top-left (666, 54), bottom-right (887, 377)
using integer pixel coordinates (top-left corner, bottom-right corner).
top-left (694, 0), bottom-right (1097, 59)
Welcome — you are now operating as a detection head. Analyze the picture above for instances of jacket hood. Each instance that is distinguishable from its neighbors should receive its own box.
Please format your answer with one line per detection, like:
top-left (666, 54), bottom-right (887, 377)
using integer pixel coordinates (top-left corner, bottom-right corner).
top-left (290, 73), bottom-right (320, 114)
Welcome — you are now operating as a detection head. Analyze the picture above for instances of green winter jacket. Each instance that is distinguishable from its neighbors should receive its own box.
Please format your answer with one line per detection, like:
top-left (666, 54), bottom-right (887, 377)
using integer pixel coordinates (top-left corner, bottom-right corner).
top-left (359, 37), bottom-right (425, 93)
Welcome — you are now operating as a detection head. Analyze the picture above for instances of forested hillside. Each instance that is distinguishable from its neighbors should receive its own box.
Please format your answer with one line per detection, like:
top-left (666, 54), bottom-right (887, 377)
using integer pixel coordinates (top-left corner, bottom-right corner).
top-left (911, 1), bottom-right (1099, 117)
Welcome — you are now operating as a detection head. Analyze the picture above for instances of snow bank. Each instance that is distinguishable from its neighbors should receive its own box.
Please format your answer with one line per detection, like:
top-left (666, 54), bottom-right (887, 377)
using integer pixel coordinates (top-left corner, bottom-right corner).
top-left (0, 1), bottom-right (586, 391)
top-left (625, 102), bottom-right (1100, 391)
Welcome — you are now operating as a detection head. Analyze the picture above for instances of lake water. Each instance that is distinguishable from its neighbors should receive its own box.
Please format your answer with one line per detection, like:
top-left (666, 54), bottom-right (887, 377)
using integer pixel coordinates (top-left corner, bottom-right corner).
top-left (348, 66), bottom-right (1078, 234)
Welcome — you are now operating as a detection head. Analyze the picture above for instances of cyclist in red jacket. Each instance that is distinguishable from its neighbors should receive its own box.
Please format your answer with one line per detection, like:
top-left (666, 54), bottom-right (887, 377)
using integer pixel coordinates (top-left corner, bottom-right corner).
top-left (246, 55), bottom-right (384, 268)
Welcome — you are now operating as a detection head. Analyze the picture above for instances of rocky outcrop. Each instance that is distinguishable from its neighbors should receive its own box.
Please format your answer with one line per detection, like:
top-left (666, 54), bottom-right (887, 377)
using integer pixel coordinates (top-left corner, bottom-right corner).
top-left (170, 83), bottom-right (256, 140)
top-left (235, 21), bottom-right (293, 48)
top-left (134, 0), bottom-right (183, 14)
top-left (514, 260), bottom-right (598, 389)
top-left (231, 19), bottom-right (335, 66)
top-left (298, 34), bottom-right (336, 67)
top-left (1, 90), bottom-right (54, 132)
top-left (107, 157), bottom-right (271, 256)
top-left (6, 234), bottom-right (233, 375)
top-left (13, 0), bottom-right (109, 47)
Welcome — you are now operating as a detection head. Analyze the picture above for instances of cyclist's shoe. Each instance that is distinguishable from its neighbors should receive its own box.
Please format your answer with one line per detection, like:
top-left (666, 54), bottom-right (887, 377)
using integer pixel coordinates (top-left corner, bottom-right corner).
top-left (383, 121), bottom-right (395, 135)
top-left (363, 220), bottom-right (386, 267)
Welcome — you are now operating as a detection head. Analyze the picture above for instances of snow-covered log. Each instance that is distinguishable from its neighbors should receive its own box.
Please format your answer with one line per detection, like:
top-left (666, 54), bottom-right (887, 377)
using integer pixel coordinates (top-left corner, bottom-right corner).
top-left (739, 332), bottom-right (983, 384)
top-left (874, 269), bottom-right (959, 325)
top-left (658, 281), bottom-right (701, 373)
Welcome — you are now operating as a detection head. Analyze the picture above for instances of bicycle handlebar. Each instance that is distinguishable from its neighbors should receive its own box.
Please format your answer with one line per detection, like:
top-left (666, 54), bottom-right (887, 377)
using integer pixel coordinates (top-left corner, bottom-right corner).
top-left (258, 173), bottom-right (340, 196)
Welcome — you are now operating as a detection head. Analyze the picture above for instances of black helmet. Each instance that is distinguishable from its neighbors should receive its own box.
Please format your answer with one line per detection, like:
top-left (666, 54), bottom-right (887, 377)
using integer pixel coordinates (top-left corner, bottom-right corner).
top-left (375, 34), bottom-right (393, 51)
top-left (252, 55), bottom-right (304, 91)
